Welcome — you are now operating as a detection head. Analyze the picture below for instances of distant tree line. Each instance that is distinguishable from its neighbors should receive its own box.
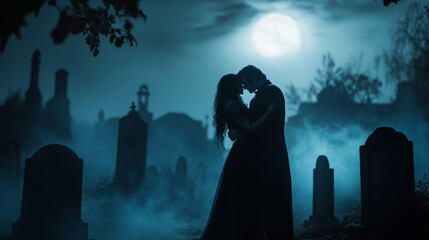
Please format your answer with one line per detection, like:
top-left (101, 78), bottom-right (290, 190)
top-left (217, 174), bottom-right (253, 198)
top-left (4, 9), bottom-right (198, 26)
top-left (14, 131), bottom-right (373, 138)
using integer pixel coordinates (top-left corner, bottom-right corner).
top-left (378, 2), bottom-right (429, 112)
top-left (286, 1), bottom-right (429, 117)
top-left (285, 53), bottom-right (382, 111)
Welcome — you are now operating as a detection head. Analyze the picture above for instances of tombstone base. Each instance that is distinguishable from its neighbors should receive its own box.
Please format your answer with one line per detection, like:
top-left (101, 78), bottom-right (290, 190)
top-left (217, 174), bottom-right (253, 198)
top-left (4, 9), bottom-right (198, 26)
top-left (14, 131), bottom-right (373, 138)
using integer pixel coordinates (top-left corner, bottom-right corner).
top-left (344, 223), bottom-right (369, 240)
top-left (365, 226), bottom-right (426, 240)
top-left (11, 218), bottom-right (88, 240)
top-left (309, 215), bottom-right (337, 225)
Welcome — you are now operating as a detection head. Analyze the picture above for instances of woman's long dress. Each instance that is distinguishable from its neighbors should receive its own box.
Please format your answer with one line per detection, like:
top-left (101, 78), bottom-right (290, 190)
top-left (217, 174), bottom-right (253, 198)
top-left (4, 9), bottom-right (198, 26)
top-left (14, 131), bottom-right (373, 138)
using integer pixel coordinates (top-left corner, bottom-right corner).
top-left (200, 103), bottom-right (264, 240)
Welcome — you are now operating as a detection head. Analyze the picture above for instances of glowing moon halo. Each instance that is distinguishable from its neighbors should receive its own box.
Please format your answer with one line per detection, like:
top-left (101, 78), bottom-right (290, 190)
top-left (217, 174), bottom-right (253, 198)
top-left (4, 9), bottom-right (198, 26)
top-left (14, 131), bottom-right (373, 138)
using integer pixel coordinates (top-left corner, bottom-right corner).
top-left (252, 13), bottom-right (302, 58)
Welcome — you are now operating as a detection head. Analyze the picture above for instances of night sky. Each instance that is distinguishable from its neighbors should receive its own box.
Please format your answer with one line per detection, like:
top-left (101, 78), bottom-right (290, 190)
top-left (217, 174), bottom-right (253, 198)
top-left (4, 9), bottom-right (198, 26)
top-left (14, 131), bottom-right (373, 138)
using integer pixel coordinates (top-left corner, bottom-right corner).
top-left (0, 0), bottom-right (408, 126)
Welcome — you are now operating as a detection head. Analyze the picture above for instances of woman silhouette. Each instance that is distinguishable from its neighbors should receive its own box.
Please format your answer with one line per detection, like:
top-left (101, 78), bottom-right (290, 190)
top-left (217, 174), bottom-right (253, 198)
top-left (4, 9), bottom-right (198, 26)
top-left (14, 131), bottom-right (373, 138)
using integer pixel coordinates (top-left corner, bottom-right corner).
top-left (200, 74), bottom-right (275, 240)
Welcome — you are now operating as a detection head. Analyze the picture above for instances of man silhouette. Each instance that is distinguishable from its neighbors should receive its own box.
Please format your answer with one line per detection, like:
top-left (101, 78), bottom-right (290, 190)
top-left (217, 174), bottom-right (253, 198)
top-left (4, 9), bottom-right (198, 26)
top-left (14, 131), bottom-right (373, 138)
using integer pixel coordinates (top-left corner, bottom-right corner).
top-left (231, 65), bottom-right (293, 239)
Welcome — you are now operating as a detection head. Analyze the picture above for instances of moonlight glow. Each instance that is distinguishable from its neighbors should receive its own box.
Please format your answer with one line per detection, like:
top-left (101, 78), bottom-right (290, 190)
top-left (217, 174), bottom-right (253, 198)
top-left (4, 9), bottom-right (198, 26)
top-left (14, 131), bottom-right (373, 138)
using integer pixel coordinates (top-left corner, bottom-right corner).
top-left (253, 13), bottom-right (302, 58)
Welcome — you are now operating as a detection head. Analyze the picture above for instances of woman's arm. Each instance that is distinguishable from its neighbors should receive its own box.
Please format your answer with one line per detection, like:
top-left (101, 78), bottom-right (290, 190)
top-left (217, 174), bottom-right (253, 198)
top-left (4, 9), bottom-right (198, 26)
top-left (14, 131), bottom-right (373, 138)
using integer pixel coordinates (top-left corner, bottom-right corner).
top-left (225, 100), bottom-right (276, 132)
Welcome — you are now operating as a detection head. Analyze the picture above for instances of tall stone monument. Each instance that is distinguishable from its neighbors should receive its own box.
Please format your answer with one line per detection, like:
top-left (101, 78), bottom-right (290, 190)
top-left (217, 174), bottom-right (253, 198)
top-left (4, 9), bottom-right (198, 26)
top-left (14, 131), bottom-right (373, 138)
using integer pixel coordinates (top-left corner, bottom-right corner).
top-left (23, 50), bottom-right (44, 149)
top-left (310, 155), bottom-right (335, 224)
top-left (174, 156), bottom-right (187, 187)
top-left (45, 69), bottom-right (72, 140)
top-left (114, 102), bottom-right (148, 193)
top-left (360, 127), bottom-right (414, 235)
top-left (11, 144), bottom-right (88, 240)
top-left (24, 50), bottom-right (42, 109)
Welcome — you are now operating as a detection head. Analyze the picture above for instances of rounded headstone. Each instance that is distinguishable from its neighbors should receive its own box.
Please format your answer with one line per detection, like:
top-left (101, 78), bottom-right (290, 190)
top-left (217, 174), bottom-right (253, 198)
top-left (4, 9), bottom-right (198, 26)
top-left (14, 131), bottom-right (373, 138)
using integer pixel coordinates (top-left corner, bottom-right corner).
top-left (12, 144), bottom-right (88, 240)
top-left (360, 127), bottom-right (414, 234)
top-left (316, 155), bottom-right (329, 169)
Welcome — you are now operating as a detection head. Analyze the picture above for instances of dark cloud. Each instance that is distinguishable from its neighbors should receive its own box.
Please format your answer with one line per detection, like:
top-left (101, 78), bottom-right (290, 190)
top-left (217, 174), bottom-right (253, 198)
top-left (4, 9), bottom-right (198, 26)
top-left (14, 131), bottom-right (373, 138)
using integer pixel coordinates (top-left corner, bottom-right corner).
top-left (132, 0), bottom-right (258, 49)
top-left (193, 2), bottom-right (258, 37)
top-left (136, 0), bottom-right (387, 49)
top-left (288, 0), bottom-right (387, 21)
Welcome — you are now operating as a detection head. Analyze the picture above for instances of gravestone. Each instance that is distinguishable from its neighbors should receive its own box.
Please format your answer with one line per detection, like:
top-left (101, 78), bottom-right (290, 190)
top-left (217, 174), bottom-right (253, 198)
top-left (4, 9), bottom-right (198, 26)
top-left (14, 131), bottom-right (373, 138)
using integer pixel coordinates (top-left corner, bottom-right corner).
top-left (194, 162), bottom-right (207, 204)
top-left (145, 165), bottom-right (160, 187)
top-left (0, 138), bottom-right (21, 184)
top-left (11, 144), bottom-right (88, 240)
top-left (0, 138), bottom-right (21, 235)
top-left (310, 155), bottom-right (335, 224)
top-left (160, 167), bottom-right (174, 195)
top-left (360, 127), bottom-right (414, 234)
top-left (174, 156), bottom-right (187, 187)
top-left (114, 102), bottom-right (148, 193)
top-left (195, 162), bottom-right (207, 185)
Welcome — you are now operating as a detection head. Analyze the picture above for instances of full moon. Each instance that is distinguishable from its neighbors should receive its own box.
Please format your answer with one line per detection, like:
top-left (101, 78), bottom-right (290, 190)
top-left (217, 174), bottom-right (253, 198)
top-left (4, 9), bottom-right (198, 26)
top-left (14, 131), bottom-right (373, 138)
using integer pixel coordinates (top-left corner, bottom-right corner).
top-left (253, 13), bottom-right (302, 58)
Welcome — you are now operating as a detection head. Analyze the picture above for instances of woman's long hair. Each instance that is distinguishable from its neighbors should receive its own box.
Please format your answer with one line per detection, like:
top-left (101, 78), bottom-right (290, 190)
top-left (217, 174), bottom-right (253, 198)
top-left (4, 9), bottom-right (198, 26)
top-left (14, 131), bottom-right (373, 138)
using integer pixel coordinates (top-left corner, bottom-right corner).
top-left (213, 74), bottom-right (243, 146)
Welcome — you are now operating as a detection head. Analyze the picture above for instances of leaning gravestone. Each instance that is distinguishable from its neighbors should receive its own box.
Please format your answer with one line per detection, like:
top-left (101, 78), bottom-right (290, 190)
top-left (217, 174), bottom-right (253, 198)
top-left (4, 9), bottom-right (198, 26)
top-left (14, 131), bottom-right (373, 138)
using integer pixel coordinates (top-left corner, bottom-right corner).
top-left (360, 127), bottom-right (414, 235)
top-left (11, 144), bottom-right (88, 240)
top-left (310, 155), bottom-right (335, 224)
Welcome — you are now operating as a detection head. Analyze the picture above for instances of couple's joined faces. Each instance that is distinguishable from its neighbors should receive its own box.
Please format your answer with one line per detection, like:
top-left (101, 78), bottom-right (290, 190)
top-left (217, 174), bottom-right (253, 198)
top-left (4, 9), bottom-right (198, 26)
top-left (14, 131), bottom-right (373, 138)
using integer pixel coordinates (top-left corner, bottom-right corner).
top-left (241, 77), bottom-right (250, 92)
top-left (242, 76), bottom-right (257, 93)
top-left (235, 81), bottom-right (244, 95)
top-left (239, 84), bottom-right (244, 95)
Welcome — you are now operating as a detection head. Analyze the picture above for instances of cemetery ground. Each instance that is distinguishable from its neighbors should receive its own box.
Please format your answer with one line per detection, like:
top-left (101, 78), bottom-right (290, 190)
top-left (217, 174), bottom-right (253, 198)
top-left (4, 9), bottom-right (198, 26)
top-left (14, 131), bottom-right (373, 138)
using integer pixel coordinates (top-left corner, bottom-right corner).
top-left (2, 126), bottom-right (429, 240)
top-left (293, 175), bottom-right (429, 240)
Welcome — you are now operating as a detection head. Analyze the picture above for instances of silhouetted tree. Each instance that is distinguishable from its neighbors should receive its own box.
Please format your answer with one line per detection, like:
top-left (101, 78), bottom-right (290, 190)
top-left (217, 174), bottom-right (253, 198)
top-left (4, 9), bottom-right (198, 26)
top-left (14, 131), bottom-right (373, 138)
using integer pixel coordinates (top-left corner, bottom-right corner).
top-left (379, 2), bottom-right (428, 83)
top-left (383, 0), bottom-right (400, 7)
top-left (0, 0), bottom-right (146, 56)
top-left (341, 55), bottom-right (382, 103)
top-left (378, 2), bottom-right (429, 114)
top-left (304, 53), bottom-right (382, 103)
top-left (308, 53), bottom-right (344, 101)
top-left (284, 84), bottom-right (301, 113)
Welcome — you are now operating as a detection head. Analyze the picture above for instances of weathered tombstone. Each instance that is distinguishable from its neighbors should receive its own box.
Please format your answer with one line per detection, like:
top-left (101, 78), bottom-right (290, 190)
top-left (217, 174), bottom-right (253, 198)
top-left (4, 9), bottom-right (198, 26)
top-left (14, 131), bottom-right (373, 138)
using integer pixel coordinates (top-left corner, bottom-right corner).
top-left (174, 156), bottom-right (187, 187)
top-left (0, 138), bottom-right (21, 184)
top-left (195, 162), bottom-right (207, 185)
top-left (0, 138), bottom-right (21, 235)
top-left (114, 102), bottom-right (148, 193)
top-left (145, 165), bottom-right (160, 187)
top-left (194, 162), bottom-right (207, 205)
top-left (11, 144), bottom-right (88, 240)
top-left (159, 167), bottom-right (174, 194)
top-left (310, 155), bottom-right (335, 224)
top-left (360, 127), bottom-right (414, 235)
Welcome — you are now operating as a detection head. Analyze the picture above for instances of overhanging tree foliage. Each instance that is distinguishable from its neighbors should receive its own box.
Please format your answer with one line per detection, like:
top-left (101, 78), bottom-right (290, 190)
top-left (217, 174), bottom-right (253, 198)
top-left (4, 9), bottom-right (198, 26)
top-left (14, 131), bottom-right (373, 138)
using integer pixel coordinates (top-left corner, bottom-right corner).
top-left (0, 0), bottom-right (147, 56)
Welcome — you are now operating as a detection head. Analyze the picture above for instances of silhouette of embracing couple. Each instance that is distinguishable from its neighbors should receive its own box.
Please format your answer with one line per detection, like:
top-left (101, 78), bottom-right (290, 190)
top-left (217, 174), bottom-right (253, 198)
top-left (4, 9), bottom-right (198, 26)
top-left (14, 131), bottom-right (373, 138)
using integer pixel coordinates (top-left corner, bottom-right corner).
top-left (200, 65), bottom-right (293, 240)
